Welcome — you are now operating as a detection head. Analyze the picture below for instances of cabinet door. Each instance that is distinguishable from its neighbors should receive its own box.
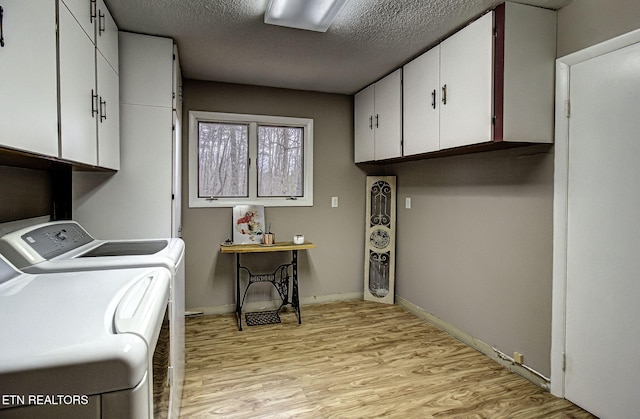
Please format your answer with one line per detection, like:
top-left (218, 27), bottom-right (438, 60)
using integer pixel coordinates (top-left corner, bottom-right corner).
top-left (96, 0), bottom-right (118, 73)
top-left (354, 84), bottom-right (375, 163)
top-left (61, 0), bottom-right (94, 40)
top-left (97, 52), bottom-right (120, 170)
top-left (59, 3), bottom-right (98, 165)
top-left (403, 46), bottom-right (440, 155)
top-left (119, 32), bottom-right (173, 107)
top-left (374, 69), bottom-right (402, 160)
top-left (0, 0), bottom-right (58, 157)
top-left (440, 12), bottom-right (493, 149)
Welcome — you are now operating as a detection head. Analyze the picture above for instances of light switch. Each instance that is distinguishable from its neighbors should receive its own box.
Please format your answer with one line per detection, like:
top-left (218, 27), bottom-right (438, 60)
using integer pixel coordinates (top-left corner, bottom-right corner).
top-left (331, 197), bottom-right (339, 207)
top-left (405, 197), bottom-right (411, 209)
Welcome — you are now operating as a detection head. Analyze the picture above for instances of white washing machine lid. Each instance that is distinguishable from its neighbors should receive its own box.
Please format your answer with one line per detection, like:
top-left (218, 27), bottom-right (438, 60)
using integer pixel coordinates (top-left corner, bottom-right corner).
top-left (0, 256), bottom-right (170, 398)
top-left (0, 220), bottom-right (184, 274)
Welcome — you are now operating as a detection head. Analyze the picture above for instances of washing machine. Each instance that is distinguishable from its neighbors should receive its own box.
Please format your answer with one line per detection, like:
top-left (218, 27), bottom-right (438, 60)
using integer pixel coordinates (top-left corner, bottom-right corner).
top-left (0, 221), bottom-right (185, 419)
top-left (0, 255), bottom-right (170, 419)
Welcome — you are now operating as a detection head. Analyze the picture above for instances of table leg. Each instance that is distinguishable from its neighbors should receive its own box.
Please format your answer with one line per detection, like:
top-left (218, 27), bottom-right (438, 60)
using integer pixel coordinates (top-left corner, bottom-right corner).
top-left (236, 253), bottom-right (242, 331)
top-left (292, 250), bottom-right (301, 324)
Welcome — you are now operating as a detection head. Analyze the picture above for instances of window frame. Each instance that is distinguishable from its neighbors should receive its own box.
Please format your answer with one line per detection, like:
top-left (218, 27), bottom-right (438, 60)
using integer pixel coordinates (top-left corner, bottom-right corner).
top-left (189, 111), bottom-right (314, 208)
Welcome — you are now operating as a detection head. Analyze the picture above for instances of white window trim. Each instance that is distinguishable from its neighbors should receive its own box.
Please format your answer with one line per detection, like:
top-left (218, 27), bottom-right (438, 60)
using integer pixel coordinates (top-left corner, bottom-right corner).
top-left (189, 111), bottom-right (314, 208)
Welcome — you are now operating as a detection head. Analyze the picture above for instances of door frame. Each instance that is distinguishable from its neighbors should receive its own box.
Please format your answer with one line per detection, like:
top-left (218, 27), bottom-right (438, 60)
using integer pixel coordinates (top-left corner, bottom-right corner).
top-left (551, 27), bottom-right (640, 397)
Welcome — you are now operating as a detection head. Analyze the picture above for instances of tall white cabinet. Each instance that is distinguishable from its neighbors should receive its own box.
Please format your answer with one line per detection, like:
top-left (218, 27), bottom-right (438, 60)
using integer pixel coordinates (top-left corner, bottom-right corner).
top-left (354, 69), bottom-right (402, 162)
top-left (73, 32), bottom-right (181, 240)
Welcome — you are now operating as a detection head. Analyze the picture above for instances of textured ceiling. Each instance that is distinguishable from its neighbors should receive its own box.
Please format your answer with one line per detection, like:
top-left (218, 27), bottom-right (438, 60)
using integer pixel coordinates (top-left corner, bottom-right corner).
top-left (105, 0), bottom-right (571, 94)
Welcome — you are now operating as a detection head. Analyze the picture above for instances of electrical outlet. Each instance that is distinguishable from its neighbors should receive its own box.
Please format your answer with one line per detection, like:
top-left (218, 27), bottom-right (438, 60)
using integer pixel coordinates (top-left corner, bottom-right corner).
top-left (514, 352), bottom-right (524, 365)
top-left (331, 197), bottom-right (338, 208)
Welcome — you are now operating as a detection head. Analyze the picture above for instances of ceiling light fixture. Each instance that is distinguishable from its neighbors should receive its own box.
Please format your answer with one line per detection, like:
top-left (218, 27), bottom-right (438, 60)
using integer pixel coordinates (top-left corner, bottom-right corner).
top-left (264, 0), bottom-right (350, 32)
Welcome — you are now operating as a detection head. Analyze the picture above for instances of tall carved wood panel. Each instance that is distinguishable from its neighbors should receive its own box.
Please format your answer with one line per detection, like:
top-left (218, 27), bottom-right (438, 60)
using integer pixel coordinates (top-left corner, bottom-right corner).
top-left (364, 176), bottom-right (396, 304)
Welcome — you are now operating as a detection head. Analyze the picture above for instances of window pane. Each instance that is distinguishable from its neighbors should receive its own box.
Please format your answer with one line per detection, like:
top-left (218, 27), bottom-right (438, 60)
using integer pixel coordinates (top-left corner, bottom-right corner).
top-left (257, 126), bottom-right (304, 197)
top-left (198, 122), bottom-right (248, 197)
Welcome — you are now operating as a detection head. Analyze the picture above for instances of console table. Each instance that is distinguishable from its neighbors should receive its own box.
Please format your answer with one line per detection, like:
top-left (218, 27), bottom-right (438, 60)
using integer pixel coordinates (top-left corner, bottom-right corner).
top-left (220, 241), bottom-right (316, 331)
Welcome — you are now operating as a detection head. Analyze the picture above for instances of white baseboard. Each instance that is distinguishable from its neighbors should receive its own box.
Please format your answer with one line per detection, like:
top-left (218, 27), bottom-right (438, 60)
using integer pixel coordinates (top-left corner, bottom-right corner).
top-left (396, 296), bottom-right (550, 390)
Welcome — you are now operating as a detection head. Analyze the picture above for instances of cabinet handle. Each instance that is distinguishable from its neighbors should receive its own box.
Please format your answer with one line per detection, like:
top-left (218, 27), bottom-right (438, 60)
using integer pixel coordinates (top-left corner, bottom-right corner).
top-left (369, 115), bottom-right (373, 130)
top-left (375, 114), bottom-right (379, 128)
top-left (90, 0), bottom-right (97, 24)
top-left (442, 84), bottom-right (447, 105)
top-left (91, 90), bottom-right (99, 118)
top-left (431, 89), bottom-right (436, 109)
top-left (1, 6), bottom-right (5, 48)
top-left (98, 10), bottom-right (105, 35)
top-left (99, 96), bottom-right (107, 122)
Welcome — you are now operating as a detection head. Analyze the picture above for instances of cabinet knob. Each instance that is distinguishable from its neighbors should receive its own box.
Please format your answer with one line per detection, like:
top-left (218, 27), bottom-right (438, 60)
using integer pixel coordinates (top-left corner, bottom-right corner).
top-left (431, 89), bottom-right (436, 109)
top-left (369, 115), bottom-right (373, 130)
top-left (442, 84), bottom-right (447, 105)
top-left (375, 114), bottom-right (379, 128)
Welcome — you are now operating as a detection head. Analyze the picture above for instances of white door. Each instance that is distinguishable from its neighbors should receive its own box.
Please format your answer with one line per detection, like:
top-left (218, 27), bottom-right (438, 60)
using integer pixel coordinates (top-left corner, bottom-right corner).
top-left (564, 41), bottom-right (640, 418)
top-left (403, 45), bottom-right (440, 155)
top-left (439, 11), bottom-right (493, 149)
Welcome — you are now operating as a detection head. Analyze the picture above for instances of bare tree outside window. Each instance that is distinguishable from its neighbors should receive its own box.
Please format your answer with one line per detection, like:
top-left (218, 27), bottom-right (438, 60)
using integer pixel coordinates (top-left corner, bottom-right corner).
top-left (198, 122), bottom-right (248, 197)
top-left (257, 126), bottom-right (303, 197)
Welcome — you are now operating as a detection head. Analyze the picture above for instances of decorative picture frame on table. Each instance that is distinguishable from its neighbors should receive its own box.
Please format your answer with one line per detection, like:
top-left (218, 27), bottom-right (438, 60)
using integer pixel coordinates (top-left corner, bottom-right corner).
top-left (232, 205), bottom-right (265, 244)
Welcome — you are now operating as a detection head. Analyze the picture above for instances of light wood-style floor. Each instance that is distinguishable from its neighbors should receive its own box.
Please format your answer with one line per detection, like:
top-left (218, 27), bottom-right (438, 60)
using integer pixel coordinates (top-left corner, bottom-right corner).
top-left (180, 300), bottom-right (594, 418)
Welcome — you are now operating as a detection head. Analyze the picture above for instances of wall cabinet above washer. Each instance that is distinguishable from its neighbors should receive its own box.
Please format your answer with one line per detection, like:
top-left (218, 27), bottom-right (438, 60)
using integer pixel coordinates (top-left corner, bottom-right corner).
top-left (59, 0), bottom-right (119, 170)
top-left (0, 1), bottom-right (59, 158)
top-left (0, 0), bottom-right (119, 170)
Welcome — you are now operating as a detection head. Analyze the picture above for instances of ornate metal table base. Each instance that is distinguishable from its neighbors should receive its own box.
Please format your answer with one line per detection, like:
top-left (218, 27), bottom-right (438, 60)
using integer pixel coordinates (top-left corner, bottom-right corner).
top-left (235, 253), bottom-right (301, 330)
top-left (220, 242), bottom-right (315, 331)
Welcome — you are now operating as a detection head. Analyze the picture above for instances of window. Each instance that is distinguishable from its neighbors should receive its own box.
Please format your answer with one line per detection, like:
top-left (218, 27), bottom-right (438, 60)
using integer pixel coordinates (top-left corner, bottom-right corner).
top-left (189, 111), bottom-right (313, 207)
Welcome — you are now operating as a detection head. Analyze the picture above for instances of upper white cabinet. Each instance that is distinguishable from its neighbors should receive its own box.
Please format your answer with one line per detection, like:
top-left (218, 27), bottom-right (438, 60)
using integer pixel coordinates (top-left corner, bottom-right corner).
top-left (439, 11), bottom-right (494, 149)
top-left (0, 1), bottom-right (59, 157)
top-left (120, 33), bottom-right (173, 108)
top-left (354, 69), bottom-right (402, 163)
top-left (403, 45), bottom-right (440, 155)
top-left (401, 2), bottom-right (556, 158)
top-left (59, 0), bottom-right (119, 169)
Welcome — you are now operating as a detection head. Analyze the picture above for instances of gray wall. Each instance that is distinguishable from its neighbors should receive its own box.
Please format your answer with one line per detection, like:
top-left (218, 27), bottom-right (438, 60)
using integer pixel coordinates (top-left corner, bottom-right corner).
top-left (182, 80), bottom-right (366, 311)
top-left (389, 146), bottom-right (554, 376)
top-left (557, 0), bottom-right (640, 57)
